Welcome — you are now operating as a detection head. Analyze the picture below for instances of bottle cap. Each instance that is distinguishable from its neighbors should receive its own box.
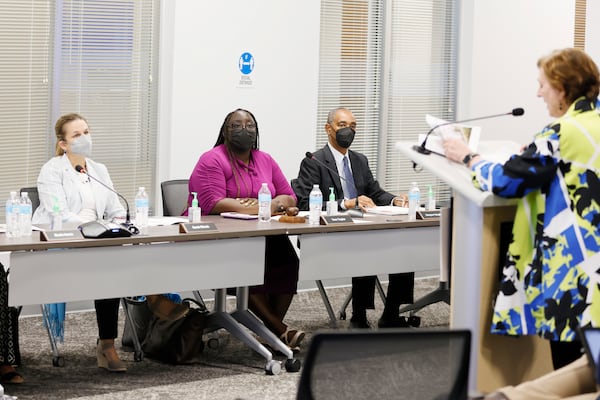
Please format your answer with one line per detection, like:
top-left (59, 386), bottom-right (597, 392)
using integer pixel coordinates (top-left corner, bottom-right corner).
top-left (191, 192), bottom-right (198, 207)
top-left (329, 187), bottom-right (335, 201)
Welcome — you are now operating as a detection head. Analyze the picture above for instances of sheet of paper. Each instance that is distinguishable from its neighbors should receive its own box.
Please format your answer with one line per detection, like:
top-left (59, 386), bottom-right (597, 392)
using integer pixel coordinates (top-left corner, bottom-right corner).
top-left (364, 206), bottom-right (408, 216)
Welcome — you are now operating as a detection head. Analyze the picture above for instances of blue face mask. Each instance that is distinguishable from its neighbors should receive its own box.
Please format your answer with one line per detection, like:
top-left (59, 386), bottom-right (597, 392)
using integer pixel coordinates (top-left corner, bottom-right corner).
top-left (69, 134), bottom-right (92, 157)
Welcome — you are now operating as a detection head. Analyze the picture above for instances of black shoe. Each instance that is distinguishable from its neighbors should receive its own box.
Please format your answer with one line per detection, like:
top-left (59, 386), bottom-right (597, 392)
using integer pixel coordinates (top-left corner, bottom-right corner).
top-left (377, 315), bottom-right (409, 328)
top-left (349, 317), bottom-right (371, 329)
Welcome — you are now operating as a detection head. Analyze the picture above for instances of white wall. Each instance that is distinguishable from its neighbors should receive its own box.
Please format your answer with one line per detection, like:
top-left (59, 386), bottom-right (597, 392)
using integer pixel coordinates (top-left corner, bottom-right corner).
top-left (158, 0), bottom-right (320, 193)
top-left (457, 0), bottom-right (576, 146)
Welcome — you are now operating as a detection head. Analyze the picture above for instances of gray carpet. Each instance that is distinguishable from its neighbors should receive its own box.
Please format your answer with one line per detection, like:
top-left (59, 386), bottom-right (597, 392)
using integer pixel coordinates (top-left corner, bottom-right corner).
top-left (5, 277), bottom-right (450, 400)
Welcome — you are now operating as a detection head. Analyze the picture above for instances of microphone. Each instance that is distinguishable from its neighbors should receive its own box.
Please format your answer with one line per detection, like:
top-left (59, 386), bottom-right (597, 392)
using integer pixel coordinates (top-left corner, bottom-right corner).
top-left (413, 107), bottom-right (525, 155)
top-left (75, 165), bottom-right (138, 233)
top-left (304, 152), bottom-right (363, 216)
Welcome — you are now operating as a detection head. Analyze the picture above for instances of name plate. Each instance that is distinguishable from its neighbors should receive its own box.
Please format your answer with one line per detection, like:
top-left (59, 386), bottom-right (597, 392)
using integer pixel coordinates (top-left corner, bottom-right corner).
top-left (179, 222), bottom-right (217, 233)
top-left (417, 210), bottom-right (441, 219)
top-left (41, 229), bottom-right (84, 241)
top-left (321, 215), bottom-right (353, 225)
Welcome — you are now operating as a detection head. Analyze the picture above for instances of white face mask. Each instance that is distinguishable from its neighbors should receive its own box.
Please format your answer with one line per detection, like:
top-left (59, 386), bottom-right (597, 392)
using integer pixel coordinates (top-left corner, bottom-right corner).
top-left (69, 134), bottom-right (92, 157)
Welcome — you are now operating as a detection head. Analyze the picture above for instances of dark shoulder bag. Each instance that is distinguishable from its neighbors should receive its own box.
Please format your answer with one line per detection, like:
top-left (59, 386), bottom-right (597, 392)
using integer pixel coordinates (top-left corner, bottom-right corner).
top-left (142, 299), bottom-right (207, 364)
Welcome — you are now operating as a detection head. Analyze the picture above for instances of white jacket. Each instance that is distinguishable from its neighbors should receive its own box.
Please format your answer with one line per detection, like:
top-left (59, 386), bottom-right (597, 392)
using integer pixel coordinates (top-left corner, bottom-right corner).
top-left (32, 154), bottom-right (126, 224)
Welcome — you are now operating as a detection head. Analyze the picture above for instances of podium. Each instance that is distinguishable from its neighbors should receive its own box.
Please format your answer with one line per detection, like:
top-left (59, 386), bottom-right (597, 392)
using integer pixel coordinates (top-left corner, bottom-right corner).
top-left (397, 141), bottom-right (553, 394)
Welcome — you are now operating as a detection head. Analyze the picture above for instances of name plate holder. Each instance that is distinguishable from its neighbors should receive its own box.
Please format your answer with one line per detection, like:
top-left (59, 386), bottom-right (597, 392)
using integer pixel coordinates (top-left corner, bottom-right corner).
top-left (321, 215), bottom-right (354, 225)
top-left (179, 222), bottom-right (218, 233)
top-left (417, 210), bottom-right (441, 219)
top-left (41, 229), bottom-right (84, 241)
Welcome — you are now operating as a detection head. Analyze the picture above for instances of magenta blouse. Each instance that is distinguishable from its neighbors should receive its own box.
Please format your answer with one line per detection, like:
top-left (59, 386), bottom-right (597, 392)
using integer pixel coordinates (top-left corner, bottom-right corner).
top-left (188, 144), bottom-right (296, 215)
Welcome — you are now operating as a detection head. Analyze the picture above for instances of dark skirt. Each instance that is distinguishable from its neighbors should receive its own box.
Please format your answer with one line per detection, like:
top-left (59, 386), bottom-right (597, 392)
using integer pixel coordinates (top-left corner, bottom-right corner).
top-left (250, 235), bottom-right (299, 295)
top-left (1, 264), bottom-right (20, 366)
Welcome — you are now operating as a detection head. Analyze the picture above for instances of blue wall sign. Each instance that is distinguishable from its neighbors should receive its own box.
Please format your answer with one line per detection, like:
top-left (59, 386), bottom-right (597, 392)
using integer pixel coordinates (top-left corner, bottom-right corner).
top-left (238, 52), bottom-right (255, 75)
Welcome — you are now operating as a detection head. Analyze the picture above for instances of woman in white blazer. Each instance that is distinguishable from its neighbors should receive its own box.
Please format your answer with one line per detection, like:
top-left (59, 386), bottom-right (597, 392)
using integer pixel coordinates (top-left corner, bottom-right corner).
top-left (32, 113), bottom-right (128, 372)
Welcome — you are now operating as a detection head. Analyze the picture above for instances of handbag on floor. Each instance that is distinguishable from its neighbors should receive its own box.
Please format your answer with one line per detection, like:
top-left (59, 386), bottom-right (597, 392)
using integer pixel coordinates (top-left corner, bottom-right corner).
top-left (1, 263), bottom-right (21, 366)
top-left (142, 298), bottom-right (208, 364)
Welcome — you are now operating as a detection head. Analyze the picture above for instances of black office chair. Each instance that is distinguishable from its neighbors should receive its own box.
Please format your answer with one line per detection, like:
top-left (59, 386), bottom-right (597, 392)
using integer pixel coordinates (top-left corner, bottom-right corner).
top-left (297, 329), bottom-right (471, 400)
top-left (161, 179), bottom-right (190, 216)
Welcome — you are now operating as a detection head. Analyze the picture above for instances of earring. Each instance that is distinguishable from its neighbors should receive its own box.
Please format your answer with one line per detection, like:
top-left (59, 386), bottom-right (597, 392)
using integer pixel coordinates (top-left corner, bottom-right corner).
top-left (559, 102), bottom-right (563, 111)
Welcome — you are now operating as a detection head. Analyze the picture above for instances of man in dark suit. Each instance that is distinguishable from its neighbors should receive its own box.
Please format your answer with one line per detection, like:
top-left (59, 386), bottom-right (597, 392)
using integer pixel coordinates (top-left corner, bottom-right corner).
top-left (293, 107), bottom-right (416, 329)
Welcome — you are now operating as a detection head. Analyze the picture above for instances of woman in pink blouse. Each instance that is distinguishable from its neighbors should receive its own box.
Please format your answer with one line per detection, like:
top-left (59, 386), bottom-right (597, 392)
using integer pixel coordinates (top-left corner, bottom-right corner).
top-left (188, 109), bottom-right (305, 351)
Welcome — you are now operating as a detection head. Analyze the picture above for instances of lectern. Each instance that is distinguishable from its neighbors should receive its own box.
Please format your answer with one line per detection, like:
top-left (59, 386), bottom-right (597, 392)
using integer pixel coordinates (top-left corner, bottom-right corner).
top-left (397, 141), bottom-right (553, 394)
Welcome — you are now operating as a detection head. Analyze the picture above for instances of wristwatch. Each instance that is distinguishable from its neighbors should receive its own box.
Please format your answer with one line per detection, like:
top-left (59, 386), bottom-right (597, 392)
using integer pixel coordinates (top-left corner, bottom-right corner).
top-left (462, 153), bottom-right (479, 166)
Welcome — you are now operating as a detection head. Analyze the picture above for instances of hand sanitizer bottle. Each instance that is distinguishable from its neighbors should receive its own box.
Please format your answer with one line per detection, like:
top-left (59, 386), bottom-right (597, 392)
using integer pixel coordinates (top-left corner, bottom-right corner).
top-left (50, 197), bottom-right (62, 231)
top-left (326, 187), bottom-right (337, 216)
top-left (427, 185), bottom-right (436, 211)
top-left (188, 192), bottom-right (201, 223)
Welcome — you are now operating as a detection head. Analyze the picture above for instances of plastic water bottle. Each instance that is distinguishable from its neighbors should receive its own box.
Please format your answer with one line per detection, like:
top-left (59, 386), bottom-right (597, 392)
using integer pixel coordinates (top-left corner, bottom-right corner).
top-left (258, 183), bottom-right (272, 222)
top-left (408, 182), bottom-right (420, 221)
top-left (19, 192), bottom-right (32, 236)
top-left (5, 191), bottom-right (19, 238)
top-left (135, 186), bottom-right (149, 234)
top-left (427, 185), bottom-right (436, 211)
top-left (308, 184), bottom-right (322, 225)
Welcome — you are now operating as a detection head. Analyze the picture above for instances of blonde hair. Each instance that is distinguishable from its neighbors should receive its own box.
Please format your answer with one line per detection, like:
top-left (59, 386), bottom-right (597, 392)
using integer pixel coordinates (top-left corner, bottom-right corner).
top-left (54, 113), bottom-right (88, 156)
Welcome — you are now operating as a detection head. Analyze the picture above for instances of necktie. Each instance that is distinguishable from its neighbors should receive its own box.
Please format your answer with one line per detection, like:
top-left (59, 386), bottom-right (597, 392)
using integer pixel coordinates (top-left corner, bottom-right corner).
top-left (342, 156), bottom-right (358, 199)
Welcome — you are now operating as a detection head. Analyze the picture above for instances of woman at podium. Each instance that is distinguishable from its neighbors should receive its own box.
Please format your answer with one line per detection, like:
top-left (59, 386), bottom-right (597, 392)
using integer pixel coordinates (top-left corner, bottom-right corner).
top-left (443, 47), bottom-right (600, 376)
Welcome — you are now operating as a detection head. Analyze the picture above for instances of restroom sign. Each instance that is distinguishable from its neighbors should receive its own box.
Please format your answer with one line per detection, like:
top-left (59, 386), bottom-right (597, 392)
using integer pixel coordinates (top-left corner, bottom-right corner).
top-left (238, 52), bottom-right (254, 88)
top-left (238, 52), bottom-right (254, 74)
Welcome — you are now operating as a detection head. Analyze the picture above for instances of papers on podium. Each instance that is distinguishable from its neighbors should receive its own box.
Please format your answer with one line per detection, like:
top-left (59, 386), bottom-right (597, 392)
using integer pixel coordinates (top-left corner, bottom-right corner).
top-left (418, 114), bottom-right (481, 155)
top-left (364, 206), bottom-right (408, 216)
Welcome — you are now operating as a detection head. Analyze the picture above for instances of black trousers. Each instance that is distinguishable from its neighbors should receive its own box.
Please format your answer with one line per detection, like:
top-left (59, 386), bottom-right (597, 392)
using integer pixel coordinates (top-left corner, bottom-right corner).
top-left (95, 298), bottom-right (120, 340)
top-left (352, 272), bottom-right (415, 313)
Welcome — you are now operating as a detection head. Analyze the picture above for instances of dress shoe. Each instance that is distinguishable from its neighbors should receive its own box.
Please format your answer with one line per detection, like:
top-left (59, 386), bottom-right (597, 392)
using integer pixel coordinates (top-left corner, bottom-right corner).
top-left (349, 317), bottom-right (371, 329)
top-left (97, 340), bottom-right (127, 372)
top-left (378, 315), bottom-right (410, 328)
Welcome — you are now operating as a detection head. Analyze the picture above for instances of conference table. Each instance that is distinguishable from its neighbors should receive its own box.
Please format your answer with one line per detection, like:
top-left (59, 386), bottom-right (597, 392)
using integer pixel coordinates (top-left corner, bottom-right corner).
top-left (1, 213), bottom-right (440, 372)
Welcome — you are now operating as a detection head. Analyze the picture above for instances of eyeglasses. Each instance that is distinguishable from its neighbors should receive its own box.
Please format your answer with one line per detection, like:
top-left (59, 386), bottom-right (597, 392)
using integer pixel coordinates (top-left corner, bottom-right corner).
top-left (228, 122), bottom-right (257, 133)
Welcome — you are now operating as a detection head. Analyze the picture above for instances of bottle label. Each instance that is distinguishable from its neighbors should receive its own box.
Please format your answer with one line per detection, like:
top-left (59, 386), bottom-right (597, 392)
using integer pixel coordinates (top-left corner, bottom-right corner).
top-left (20, 205), bottom-right (32, 214)
top-left (135, 199), bottom-right (149, 208)
top-left (258, 193), bottom-right (271, 202)
top-left (309, 197), bottom-right (322, 206)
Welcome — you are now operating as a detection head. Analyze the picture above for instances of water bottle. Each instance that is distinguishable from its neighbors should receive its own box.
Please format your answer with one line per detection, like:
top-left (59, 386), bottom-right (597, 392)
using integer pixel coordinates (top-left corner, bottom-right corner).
top-left (427, 185), bottom-right (436, 211)
top-left (258, 183), bottom-right (272, 222)
top-left (308, 184), bottom-right (322, 225)
top-left (5, 191), bottom-right (19, 238)
top-left (19, 192), bottom-right (32, 236)
top-left (135, 186), bottom-right (149, 234)
top-left (408, 182), bottom-right (420, 221)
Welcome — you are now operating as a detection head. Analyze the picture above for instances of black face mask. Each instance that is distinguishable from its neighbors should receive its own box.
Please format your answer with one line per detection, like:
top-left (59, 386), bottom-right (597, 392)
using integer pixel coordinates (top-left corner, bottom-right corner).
top-left (228, 129), bottom-right (256, 152)
top-left (335, 127), bottom-right (355, 149)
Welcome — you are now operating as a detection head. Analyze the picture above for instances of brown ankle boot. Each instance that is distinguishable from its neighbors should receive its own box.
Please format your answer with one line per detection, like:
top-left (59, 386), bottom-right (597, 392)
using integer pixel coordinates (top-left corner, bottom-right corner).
top-left (97, 339), bottom-right (127, 372)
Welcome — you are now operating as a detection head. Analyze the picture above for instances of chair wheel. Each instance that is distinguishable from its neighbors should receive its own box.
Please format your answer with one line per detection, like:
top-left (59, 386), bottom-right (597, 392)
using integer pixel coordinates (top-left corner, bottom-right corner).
top-left (265, 360), bottom-right (282, 375)
top-left (339, 311), bottom-right (347, 320)
top-left (408, 315), bottom-right (421, 327)
top-left (284, 358), bottom-right (302, 372)
top-left (52, 356), bottom-right (65, 367)
top-left (207, 337), bottom-right (220, 349)
top-left (134, 350), bottom-right (144, 362)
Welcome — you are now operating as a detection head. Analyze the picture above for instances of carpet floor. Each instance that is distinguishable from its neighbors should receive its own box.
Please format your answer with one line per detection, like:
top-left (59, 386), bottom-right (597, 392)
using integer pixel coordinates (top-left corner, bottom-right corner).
top-left (4, 277), bottom-right (450, 400)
